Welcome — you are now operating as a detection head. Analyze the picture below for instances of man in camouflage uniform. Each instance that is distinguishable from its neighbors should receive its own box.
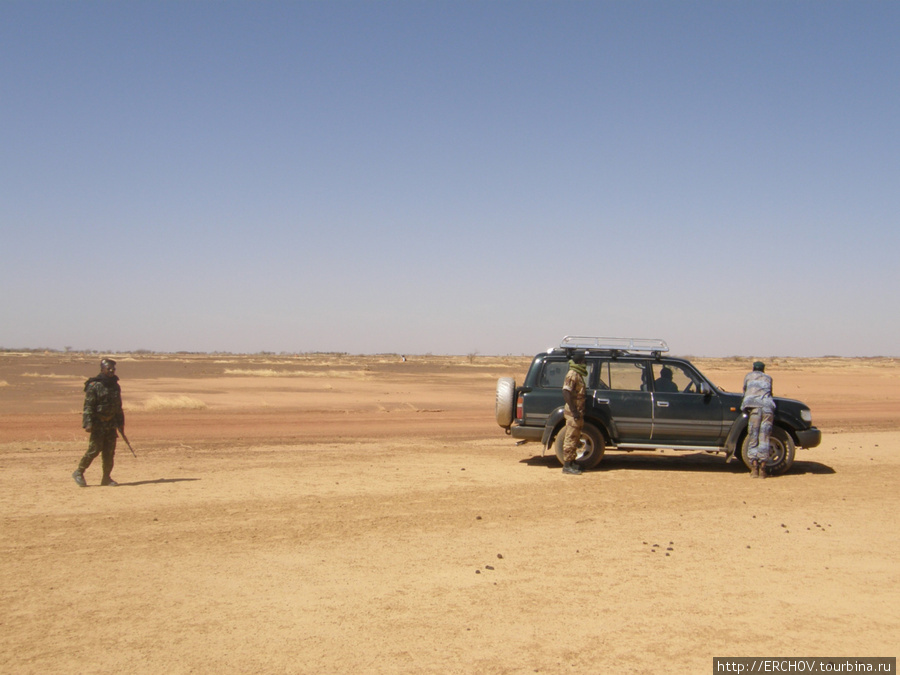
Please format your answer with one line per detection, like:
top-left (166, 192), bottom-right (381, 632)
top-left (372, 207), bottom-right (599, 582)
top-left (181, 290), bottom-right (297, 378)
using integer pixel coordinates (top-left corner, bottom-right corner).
top-left (72, 358), bottom-right (125, 487)
top-left (561, 350), bottom-right (588, 476)
top-left (742, 361), bottom-right (775, 479)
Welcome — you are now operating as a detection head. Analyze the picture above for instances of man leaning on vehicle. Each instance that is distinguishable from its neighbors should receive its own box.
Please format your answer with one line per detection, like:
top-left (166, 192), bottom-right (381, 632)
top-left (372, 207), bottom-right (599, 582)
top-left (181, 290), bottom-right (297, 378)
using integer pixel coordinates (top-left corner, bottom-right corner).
top-left (742, 361), bottom-right (775, 479)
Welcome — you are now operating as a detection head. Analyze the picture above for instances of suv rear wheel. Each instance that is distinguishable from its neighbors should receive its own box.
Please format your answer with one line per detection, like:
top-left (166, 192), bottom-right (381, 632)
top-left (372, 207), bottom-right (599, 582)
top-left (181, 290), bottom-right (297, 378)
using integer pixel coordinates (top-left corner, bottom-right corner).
top-left (740, 426), bottom-right (795, 476)
top-left (554, 423), bottom-right (605, 470)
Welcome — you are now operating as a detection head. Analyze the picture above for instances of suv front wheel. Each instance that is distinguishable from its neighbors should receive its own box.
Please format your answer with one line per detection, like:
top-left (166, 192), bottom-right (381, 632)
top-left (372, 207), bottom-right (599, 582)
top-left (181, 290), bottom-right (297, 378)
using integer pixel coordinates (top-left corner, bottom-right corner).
top-left (554, 423), bottom-right (605, 470)
top-left (740, 426), bottom-right (796, 476)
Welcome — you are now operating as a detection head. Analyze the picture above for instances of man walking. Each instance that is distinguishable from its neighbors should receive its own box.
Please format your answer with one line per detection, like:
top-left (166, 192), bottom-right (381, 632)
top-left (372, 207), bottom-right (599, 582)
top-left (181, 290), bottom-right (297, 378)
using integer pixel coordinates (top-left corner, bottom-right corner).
top-left (742, 361), bottom-right (775, 479)
top-left (561, 350), bottom-right (588, 475)
top-left (72, 358), bottom-right (125, 487)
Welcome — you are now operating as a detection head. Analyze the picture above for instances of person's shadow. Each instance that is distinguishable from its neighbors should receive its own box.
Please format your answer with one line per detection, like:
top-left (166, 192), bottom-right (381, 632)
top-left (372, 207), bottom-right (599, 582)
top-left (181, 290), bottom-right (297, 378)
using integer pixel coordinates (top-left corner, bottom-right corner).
top-left (117, 478), bottom-right (201, 487)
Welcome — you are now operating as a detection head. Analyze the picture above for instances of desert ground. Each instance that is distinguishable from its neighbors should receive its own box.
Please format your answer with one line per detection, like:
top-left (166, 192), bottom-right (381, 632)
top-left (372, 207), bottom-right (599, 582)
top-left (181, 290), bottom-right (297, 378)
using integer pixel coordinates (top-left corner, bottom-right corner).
top-left (0, 352), bottom-right (897, 674)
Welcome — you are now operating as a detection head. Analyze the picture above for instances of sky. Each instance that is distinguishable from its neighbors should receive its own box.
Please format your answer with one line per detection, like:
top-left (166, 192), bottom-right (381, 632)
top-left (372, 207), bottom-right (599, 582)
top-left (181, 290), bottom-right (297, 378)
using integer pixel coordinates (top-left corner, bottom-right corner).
top-left (2, 1), bottom-right (898, 357)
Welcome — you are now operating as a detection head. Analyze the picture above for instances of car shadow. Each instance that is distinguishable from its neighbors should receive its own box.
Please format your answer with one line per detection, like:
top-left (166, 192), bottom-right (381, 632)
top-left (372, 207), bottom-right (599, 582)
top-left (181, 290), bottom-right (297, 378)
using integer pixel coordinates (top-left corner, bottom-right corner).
top-left (520, 452), bottom-right (835, 475)
top-left (117, 478), bottom-right (202, 487)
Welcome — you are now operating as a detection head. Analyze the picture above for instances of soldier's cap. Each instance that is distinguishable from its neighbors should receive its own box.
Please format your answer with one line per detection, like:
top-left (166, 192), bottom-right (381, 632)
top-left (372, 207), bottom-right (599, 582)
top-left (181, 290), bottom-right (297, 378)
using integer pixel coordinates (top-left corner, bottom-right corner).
top-left (571, 349), bottom-right (586, 363)
top-left (753, 361), bottom-right (765, 371)
top-left (101, 358), bottom-right (117, 370)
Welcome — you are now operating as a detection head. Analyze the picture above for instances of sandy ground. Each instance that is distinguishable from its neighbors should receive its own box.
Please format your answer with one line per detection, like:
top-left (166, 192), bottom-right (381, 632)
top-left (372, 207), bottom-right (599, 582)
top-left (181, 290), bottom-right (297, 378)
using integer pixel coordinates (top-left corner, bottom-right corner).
top-left (0, 352), bottom-right (897, 674)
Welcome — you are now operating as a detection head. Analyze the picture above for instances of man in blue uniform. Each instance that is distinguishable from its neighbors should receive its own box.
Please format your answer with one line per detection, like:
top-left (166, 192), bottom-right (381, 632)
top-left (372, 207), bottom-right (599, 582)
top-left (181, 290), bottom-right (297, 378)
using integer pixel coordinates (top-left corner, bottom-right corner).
top-left (742, 361), bottom-right (775, 479)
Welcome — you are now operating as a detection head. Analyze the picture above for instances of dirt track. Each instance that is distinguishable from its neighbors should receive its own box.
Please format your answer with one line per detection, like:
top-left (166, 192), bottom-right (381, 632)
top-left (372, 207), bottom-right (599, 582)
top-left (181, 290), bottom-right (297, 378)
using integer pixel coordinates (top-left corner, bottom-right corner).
top-left (1, 353), bottom-right (897, 674)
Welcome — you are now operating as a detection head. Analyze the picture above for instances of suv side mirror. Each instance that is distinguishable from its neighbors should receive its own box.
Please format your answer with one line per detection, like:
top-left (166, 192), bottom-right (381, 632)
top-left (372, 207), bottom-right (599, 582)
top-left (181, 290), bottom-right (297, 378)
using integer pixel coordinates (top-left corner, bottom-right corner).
top-left (699, 382), bottom-right (712, 396)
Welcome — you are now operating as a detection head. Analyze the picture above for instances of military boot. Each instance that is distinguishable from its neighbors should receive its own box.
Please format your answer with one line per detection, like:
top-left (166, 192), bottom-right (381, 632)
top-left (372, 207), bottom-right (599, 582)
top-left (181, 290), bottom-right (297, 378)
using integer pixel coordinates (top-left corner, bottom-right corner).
top-left (749, 460), bottom-right (759, 479)
top-left (562, 462), bottom-right (583, 475)
top-left (758, 461), bottom-right (767, 479)
top-left (72, 470), bottom-right (87, 487)
top-left (100, 475), bottom-right (119, 487)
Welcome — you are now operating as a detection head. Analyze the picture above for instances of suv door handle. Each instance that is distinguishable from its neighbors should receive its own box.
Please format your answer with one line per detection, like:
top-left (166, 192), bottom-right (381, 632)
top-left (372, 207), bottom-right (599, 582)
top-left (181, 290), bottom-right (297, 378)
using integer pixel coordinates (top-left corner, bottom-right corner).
top-left (595, 398), bottom-right (610, 404)
top-left (656, 401), bottom-right (670, 408)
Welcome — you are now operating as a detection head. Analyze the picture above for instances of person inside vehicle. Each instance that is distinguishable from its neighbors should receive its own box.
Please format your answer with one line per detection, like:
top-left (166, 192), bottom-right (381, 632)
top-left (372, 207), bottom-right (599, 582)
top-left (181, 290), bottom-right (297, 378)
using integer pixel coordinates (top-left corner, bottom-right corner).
top-left (654, 366), bottom-right (679, 393)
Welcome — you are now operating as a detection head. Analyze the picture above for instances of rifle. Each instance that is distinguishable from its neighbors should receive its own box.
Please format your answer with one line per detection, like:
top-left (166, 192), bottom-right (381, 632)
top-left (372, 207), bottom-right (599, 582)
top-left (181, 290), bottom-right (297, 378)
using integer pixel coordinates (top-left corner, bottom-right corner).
top-left (118, 426), bottom-right (137, 458)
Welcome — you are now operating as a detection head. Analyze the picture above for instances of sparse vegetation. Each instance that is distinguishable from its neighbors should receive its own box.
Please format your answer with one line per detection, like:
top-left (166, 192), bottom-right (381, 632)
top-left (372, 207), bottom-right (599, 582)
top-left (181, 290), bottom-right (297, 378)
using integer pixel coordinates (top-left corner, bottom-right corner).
top-left (223, 369), bottom-right (368, 378)
top-left (21, 372), bottom-right (81, 379)
top-left (139, 395), bottom-right (207, 411)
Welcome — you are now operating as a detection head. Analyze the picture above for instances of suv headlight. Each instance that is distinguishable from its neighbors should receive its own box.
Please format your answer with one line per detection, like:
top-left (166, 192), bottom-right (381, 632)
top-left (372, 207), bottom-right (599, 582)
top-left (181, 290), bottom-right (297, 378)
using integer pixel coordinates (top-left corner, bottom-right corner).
top-left (801, 409), bottom-right (812, 423)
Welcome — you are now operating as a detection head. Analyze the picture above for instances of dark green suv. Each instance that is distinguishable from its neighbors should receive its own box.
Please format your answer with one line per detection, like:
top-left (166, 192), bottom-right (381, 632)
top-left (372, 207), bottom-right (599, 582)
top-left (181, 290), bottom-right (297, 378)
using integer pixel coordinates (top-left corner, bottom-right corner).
top-left (495, 337), bottom-right (821, 475)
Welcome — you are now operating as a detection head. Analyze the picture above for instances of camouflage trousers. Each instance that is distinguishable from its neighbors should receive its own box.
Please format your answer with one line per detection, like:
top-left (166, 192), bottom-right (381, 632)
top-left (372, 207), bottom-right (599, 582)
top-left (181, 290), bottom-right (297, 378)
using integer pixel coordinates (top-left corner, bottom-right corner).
top-left (746, 407), bottom-right (774, 462)
top-left (77, 427), bottom-right (117, 478)
top-left (562, 414), bottom-right (584, 463)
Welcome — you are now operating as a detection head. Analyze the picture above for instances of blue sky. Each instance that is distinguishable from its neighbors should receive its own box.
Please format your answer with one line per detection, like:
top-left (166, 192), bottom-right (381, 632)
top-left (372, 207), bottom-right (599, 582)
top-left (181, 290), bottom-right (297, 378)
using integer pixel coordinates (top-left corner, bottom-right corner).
top-left (2, 1), bottom-right (897, 356)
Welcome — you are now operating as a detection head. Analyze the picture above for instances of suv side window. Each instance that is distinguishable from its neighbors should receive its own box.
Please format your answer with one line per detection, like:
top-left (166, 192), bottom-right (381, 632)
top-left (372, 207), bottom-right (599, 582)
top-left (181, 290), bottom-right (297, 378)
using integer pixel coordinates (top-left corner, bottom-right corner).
top-left (652, 362), bottom-right (699, 393)
top-left (607, 361), bottom-right (649, 391)
top-left (538, 359), bottom-right (595, 388)
top-left (539, 361), bottom-right (568, 388)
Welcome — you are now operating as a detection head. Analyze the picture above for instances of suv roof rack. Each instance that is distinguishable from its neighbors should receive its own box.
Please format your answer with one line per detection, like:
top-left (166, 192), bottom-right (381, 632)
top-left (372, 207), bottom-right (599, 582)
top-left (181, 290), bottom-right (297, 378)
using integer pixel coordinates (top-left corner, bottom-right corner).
top-left (558, 336), bottom-right (669, 354)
